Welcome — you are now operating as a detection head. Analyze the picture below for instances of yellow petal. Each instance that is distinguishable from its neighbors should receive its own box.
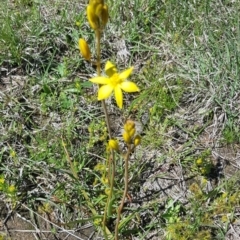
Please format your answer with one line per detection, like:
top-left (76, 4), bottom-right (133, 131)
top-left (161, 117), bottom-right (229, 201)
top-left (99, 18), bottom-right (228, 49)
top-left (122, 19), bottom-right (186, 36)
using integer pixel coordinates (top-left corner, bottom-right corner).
top-left (119, 67), bottom-right (133, 80)
top-left (105, 61), bottom-right (117, 77)
top-left (114, 85), bottom-right (123, 108)
top-left (89, 76), bottom-right (109, 84)
top-left (120, 81), bottom-right (140, 92)
top-left (98, 85), bottom-right (113, 100)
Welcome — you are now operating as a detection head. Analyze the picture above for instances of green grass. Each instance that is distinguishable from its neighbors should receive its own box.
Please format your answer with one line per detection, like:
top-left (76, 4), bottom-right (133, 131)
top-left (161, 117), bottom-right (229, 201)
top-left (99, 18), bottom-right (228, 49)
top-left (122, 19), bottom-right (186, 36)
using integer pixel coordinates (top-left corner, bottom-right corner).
top-left (1, 0), bottom-right (240, 239)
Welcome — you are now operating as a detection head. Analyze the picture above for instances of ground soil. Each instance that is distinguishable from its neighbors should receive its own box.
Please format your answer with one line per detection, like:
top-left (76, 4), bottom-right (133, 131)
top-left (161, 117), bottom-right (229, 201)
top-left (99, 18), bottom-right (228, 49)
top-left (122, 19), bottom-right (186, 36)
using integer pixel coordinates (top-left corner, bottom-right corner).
top-left (0, 200), bottom-right (99, 240)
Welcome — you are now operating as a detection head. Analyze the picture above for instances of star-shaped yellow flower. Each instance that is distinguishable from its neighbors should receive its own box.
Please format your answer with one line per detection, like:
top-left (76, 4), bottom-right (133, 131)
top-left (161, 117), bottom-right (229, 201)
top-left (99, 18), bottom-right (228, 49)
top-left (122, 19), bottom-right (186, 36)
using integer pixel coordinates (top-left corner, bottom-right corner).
top-left (89, 61), bottom-right (140, 108)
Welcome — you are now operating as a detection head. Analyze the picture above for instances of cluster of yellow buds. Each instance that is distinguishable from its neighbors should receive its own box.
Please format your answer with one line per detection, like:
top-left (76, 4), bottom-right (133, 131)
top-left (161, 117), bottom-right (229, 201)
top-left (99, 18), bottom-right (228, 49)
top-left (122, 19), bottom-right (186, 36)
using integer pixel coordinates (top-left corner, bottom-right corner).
top-left (79, 1), bottom-right (109, 61)
top-left (122, 120), bottom-right (141, 146)
top-left (87, 0), bottom-right (109, 30)
top-left (108, 139), bottom-right (119, 152)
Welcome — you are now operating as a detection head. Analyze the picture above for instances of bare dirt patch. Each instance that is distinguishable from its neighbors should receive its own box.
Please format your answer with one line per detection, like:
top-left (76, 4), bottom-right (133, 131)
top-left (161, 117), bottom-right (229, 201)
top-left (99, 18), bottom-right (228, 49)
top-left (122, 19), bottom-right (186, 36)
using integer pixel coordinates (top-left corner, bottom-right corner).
top-left (0, 201), bottom-right (100, 240)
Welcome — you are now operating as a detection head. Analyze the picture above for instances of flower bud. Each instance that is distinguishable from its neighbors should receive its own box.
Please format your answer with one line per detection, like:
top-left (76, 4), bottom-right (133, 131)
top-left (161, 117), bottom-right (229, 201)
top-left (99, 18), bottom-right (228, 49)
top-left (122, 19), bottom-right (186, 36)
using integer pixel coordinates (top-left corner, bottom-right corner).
top-left (95, 3), bottom-right (103, 18)
top-left (101, 4), bottom-right (108, 26)
top-left (123, 131), bottom-right (131, 144)
top-left (79, 38), bottom-right (91, 61)
top-left (87, 5), bottom-right (99, 30)
top-left (128, 128), bottom-right (136, 138)
top-left (105, 188), bottom-right (111, 196)
top-left (8, 185), bottom-right (16, 193)
top-left (101, 176), bottom-right (109, 184)
top-left (134, 135), bottom-right (141, 146)
top-left (108, 139), bottom-right (119, 151)
top-left (124, 120), bottom-right (135, 132)
top-left (196, 158), bottom-right (203, 166)
top-left (89, 0), bottom-right (104, 6)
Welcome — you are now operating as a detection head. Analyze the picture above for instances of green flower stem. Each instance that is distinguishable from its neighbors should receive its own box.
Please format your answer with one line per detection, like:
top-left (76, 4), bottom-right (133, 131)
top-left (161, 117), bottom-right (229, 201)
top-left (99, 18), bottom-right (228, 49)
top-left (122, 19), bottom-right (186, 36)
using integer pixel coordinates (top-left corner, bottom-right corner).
top-left (95, 29), bottom-right (112, 139)
top-left (109, 151), bottom-right (115, 202)
top-left (102, 100), bottom-right (112, 139)
top-left (95, 28), bottom-right (115, 239)
top-left (114, 144), bottom-right (132, 240)
top-left (95, 29), bottom-right (101, 76)
top-left (103, 150), bottom-right (115, 239)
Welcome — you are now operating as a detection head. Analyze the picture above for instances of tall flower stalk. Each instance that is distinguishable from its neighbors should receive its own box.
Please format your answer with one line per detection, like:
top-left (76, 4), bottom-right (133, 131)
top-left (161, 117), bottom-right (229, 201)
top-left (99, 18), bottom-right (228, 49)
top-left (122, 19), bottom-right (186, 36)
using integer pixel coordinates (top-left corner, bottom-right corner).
top-left (79, 1), bottom-right (141, 239)
top-left (82, 1), bottom-right (116, 238)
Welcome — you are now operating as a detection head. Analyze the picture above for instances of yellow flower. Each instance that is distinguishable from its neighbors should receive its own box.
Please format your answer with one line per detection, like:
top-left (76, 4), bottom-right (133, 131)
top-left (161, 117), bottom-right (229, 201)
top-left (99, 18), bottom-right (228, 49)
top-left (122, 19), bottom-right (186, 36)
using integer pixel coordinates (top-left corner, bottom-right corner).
top-left (10, 149), bottom-right (16, 158)
top-left (8, 185), bottom-right (16, 193)
top-left (196, 158), bottom-right (203, 166)
top-left (79, 38), bottom-right (91, 61)
top-left (89, 61), bottom-right (140, 108)
top-left (94, 217), bottom-right (102, 226)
